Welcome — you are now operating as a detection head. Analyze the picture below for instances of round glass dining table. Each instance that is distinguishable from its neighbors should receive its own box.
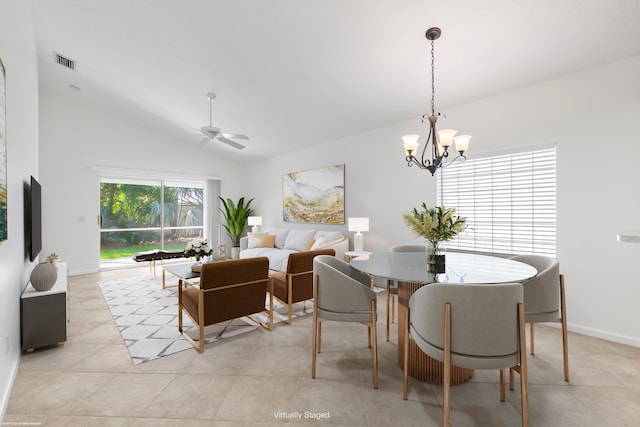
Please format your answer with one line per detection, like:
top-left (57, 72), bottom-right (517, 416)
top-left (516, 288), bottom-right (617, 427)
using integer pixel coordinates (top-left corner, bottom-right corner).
top-left (350, 251), bottom-right (537, 384)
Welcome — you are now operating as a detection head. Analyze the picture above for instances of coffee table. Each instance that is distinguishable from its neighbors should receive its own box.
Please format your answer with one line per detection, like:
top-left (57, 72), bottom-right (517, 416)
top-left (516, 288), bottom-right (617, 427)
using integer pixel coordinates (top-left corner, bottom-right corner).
top-left (162, 263), bottom-right (201, 289)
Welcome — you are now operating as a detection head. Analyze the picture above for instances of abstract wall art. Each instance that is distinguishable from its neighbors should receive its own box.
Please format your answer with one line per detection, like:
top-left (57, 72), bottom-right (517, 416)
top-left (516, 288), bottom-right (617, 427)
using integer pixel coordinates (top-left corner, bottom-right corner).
top-left (0, 57), bottom-right (7, 241)
top-left (283, 164), bottom-right (344, 224)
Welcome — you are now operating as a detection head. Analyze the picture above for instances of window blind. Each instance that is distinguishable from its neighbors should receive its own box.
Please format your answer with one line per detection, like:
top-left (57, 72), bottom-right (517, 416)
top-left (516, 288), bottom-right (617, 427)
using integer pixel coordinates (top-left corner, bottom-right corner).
top-left (437, 146), bottom-right (556, 257)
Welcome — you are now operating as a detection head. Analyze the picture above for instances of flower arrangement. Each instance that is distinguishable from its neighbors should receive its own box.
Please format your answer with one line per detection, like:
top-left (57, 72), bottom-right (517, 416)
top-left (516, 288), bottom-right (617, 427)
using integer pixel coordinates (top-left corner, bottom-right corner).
top-left (403, 204), bottom-right (467, 248)
top-left (184, 239), bottom-right (212, 261)
top-left (44, 253), bottom-right (61, 269)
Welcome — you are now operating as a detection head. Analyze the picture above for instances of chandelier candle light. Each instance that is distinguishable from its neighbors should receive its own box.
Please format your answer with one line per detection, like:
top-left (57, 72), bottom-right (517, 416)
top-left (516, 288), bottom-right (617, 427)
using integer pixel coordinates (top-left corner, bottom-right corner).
top-left (402, 27), bottom-right (471, 175)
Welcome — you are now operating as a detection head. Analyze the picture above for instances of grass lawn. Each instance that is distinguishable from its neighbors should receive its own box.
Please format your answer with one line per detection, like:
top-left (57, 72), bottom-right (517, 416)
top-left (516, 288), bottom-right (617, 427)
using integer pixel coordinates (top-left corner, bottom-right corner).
top-left (100, 242), bottom-right (186, 259)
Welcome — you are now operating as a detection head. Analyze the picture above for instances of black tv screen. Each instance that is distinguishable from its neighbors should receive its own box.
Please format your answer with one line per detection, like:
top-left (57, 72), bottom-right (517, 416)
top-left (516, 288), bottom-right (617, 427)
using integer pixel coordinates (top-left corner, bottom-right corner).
top-left (29, 176), bottom-right (42, 261)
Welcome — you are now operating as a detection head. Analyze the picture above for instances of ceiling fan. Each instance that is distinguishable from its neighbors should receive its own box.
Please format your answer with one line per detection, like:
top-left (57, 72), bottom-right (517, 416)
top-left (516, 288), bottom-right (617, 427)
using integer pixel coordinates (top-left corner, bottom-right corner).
top-left (194, 92), bottom-right (249, 150)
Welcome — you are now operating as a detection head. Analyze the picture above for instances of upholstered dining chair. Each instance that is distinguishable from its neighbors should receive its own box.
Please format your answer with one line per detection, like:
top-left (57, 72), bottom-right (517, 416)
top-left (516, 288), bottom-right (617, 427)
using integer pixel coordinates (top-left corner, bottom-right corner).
top-left (312, 255), bottom-right (379, 389)
top-left (178, 257), bottom-right (273, 353)
top-left (509, 254), bottom-right (568, 382)
top-left (386, 245), bottom-right (426, 341)
top-left (269, 248), bottom-right (335, 325)
top-left (403, 282), bottom-right (529, 427)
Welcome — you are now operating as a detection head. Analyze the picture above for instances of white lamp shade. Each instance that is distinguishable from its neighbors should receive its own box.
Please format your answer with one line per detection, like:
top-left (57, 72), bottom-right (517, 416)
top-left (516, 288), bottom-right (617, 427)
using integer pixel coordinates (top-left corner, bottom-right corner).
top-left (437, 129), bottom-right (457, 147)
top-left (248, 216), bottom-right (262, 226)
top-left (402, 134), bottom-right (420, 155)
top-left (453, 134), bottom-right (471, 152)
top-left (348, 217), bottom-right (369, 233)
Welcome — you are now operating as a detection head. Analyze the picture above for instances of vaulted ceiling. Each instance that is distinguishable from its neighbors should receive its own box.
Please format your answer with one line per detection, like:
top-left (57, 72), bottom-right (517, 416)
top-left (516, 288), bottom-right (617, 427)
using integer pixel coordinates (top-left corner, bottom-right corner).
top-left (31, 0), bottom-right (640, 163)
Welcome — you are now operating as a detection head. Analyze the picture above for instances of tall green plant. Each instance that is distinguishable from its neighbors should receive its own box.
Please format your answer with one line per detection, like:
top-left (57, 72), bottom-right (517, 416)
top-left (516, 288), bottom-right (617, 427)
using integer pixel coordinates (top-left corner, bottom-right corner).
top-left (219, 197), bottom-right (254, 247)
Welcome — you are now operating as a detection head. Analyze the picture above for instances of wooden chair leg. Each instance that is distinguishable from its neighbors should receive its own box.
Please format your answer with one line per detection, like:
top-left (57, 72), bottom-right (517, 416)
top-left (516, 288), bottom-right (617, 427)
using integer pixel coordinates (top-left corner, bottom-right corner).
top-left (509, 367), bottom-right (514, 391)
top-left (372, 300), bottom-right (378, 389)
top-left (500, 369), bottom-right (506, 402)
top-left (391, 294), bottom-right (396, 323)
top-left (386, 280), bottom-right (391, 341)
top-left (312, 301), bottom-right (318, 379)
top-left (317, 320), bottom-right (322, 353)
top-left (560, 274), bottom-right (569, 382)
top-left (530, 323), bottom-right (535, 355)
top-left (518, 303), bottom-right (530, 427)
top-left (443, 303), bottom-right (452, 427)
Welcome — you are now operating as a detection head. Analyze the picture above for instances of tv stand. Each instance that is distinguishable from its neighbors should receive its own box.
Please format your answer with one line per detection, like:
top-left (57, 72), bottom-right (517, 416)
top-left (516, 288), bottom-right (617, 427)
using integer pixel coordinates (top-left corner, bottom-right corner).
top-left (20, 262), bottom-right (67, 351)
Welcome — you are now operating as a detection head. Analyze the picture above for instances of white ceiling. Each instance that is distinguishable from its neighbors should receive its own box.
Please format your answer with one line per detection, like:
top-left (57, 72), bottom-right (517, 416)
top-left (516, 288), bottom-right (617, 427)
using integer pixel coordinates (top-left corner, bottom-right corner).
top-left (31, 0), bottom-right (640, 164)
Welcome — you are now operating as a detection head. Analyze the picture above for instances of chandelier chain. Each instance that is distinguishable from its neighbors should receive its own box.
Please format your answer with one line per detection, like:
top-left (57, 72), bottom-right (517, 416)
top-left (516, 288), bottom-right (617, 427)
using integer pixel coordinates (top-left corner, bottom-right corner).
top-left (431, 38), bottom-right (435, 116)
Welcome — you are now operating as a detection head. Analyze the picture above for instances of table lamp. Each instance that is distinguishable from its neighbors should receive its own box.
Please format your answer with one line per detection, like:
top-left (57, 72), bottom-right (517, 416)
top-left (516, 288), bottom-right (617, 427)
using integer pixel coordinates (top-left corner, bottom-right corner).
top-left (348, 217), bottom-right (369, 252)
top-left (248, 216), bottom-right (262, 234)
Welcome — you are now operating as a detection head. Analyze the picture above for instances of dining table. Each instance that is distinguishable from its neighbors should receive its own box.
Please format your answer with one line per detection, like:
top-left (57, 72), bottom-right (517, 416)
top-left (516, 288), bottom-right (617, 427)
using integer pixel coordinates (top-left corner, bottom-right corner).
top-left (350, 251), bottom-right (537, 384)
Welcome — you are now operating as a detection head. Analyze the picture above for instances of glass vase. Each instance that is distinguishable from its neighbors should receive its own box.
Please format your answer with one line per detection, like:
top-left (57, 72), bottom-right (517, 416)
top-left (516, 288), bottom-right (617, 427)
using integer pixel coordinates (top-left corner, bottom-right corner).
top-left (426, 241), bottom-right (446, 275)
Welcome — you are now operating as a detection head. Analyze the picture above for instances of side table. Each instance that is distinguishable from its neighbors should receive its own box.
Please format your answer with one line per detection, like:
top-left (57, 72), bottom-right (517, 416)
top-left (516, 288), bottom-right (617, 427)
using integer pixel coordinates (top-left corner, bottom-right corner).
top-left (343, 251), bottom-right (372, 262)
top-left (21, 262), bottom-right (68, 351)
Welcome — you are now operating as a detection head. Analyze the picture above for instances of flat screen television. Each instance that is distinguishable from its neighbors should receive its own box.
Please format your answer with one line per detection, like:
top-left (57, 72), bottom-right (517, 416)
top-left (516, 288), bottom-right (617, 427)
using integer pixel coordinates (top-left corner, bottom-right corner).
top-left (29, 176), bottom-right (42, 261)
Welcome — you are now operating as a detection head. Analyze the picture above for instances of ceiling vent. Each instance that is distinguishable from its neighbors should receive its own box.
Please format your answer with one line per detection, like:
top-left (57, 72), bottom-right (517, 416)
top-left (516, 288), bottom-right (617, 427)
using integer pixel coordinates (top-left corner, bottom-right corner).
top-left (53, 52), bottom-right (76, 71)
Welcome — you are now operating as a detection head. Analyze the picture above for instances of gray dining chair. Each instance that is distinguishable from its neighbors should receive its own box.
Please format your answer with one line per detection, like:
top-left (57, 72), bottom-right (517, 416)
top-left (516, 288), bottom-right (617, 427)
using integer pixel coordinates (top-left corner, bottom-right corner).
top-left (403, 282), bottom-right (529, 427)
top-left (312, 255), bottom-right (379, 388)
top-left (509, 254), bottom-right (568, 383)
top-left (386, 245), bottom-right (426, 341)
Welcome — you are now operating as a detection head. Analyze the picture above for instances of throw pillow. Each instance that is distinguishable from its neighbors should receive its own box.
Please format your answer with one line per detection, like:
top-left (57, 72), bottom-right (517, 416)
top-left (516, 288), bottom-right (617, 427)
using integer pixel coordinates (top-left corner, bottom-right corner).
top-left (268, 228), bottom-right (291, 249)
top-left (311, 236), bottom-right (330, 250)
top-left (304, 238), bottom-right (316, 251)
top-left (284, 229), bottom-right (317, 251)
top-left (247, 232), bottom-right (263, 249)
top-left (258, 234), bottom-right (276, 248)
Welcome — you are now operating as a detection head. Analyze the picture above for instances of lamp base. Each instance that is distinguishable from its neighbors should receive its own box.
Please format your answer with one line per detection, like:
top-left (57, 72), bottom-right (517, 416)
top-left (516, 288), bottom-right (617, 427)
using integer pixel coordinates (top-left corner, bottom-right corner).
top-left (353, 233), bottom-right (364, 253)
top-left (251, 226), bottom-right (259, 234)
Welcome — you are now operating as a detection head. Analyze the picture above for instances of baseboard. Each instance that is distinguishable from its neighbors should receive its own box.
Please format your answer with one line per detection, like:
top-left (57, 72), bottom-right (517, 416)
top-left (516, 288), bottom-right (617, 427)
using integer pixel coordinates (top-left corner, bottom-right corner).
top-left (68, 268), bottom-right (99, 276)
top-left (543, 321), bottom-right (640, 348)
top-left (0, 352), bottom-right (20, 422)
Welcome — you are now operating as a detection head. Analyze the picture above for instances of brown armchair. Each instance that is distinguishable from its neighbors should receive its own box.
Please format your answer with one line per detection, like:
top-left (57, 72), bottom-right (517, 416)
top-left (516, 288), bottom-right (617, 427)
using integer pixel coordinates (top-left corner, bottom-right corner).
top-left (179, 257), bottom-right (273, 352)
top-left (269, 249), bottom-right (335, 324)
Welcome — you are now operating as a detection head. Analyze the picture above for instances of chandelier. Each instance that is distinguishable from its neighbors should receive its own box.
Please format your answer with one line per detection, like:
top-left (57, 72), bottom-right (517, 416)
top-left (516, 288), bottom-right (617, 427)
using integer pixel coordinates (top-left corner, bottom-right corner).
top-left (402, 27), bottom-right (471, 176)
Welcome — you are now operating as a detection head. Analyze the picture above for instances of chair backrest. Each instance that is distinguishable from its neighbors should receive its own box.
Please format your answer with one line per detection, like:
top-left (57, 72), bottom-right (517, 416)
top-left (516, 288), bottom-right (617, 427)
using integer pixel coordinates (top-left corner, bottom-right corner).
top-left (313, 255), bottom-right (375, 317)
top-left (285, 248), bottom-right (335, 302)
top-left (389, 244), bottom-right (426, 252)
top-left (410, 282), bottom-right (523, 369)
top-left (510, 254), bottom-right (560, 320)
top-left (199, 257), bottom-right (270, 325)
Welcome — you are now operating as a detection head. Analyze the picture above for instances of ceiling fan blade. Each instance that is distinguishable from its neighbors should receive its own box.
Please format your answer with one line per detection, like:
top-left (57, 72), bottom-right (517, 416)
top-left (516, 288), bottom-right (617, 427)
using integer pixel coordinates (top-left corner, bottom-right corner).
top-left (198, 137), bottom-right (210, 148)
top-left (217, 136), bottom-right (245, 150)
top-left (221, 133), bottom-right (250, 140)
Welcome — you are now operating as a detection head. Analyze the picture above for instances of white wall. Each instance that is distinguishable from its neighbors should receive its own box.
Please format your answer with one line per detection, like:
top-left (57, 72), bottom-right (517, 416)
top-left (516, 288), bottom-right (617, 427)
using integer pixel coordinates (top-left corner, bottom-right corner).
top-left (247, 55), bottom-right (640, 346)
top-left (39, 88), bottom-right (246, 274)
top-left (0, 0), bottom-right (39, 419)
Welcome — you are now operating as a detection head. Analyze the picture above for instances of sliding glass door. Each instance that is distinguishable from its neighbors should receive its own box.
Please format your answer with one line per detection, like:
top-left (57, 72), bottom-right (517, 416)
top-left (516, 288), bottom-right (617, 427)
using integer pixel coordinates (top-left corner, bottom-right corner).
top-left (100, 178), bottom-right (204, 261)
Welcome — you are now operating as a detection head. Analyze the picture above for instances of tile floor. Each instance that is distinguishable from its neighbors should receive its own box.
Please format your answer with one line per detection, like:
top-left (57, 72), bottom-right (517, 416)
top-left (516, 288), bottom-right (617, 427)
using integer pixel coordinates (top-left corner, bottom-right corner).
top-left (4, 266), bottom-right (640, 426)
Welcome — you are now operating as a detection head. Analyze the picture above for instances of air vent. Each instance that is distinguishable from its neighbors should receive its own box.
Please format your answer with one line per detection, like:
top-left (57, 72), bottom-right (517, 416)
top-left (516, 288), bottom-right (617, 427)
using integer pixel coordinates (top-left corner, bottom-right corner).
top-left (53, 52), bottom-right (76, 71)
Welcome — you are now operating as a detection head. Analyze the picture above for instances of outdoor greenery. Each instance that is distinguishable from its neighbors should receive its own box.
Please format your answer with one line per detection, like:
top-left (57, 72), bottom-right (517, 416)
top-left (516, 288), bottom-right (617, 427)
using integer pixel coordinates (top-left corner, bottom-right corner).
top-left (219, 196), bottom-right (254, 247)
top-left (100, 242), bottom-right (186, 259)
top-left (100, 182), bottom-right (204, 259)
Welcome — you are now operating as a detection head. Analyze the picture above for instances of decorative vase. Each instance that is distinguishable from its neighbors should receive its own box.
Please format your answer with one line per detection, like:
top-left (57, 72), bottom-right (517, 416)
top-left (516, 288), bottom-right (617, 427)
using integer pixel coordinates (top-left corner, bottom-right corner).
top-left (231, 246), bottom-right (240, 259)
top-left (426, 241), bottom-right (446, 275)
top-left (191, 260), bottom-right (203, 273)
top-left (30, 262), bottom-right (58, 291)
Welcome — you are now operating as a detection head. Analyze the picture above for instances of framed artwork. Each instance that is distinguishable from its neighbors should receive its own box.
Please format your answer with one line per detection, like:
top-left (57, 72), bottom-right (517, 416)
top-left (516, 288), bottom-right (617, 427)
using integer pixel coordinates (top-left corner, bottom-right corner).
top-left (0, 57), bottom-right (6, 241)
top-left (283, 164), bottom-right (345, 224)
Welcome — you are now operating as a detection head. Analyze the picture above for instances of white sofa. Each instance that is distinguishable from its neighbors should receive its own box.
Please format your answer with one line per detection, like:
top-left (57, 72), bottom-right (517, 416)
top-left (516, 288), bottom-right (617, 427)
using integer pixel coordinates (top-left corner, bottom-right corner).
top-left (239, 228), bottom-right (348, 271)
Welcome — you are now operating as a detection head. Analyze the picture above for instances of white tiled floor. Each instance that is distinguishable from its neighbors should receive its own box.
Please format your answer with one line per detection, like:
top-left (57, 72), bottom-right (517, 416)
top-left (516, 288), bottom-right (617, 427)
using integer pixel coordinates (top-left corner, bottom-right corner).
top-left (5, 266), bottom-right (640, 426)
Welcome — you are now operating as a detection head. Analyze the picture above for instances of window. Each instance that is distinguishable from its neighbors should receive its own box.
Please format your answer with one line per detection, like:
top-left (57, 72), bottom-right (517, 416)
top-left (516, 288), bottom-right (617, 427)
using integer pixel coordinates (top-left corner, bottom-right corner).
top-left (100, 178), bottom-right (204, 260)
top-left (437, 146), bottom-right (556, 257)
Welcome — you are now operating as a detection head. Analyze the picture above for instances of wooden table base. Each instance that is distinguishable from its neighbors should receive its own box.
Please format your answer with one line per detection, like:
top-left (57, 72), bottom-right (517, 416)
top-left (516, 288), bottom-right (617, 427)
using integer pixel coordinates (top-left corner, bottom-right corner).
top-left (398, 282), bottom-right (474, 385)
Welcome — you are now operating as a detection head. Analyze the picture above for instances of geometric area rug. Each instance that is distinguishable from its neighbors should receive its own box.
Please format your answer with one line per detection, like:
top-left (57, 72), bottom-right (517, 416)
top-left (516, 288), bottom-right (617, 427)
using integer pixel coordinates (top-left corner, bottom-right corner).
top-left (97, 275), bottom-right (311, 365)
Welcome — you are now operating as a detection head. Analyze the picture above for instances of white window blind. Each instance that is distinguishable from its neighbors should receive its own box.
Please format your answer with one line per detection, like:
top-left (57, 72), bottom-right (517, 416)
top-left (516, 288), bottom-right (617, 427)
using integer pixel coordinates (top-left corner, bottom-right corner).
top-left (437, 146), bottom-right (556, 257)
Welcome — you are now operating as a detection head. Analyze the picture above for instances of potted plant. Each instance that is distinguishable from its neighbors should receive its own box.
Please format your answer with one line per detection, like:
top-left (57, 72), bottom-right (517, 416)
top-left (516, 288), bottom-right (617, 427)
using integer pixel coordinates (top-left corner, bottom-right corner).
top-left (219, 196), bottom-right (254, 258)
top-left (403, 203), bottom-right (467, 274)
